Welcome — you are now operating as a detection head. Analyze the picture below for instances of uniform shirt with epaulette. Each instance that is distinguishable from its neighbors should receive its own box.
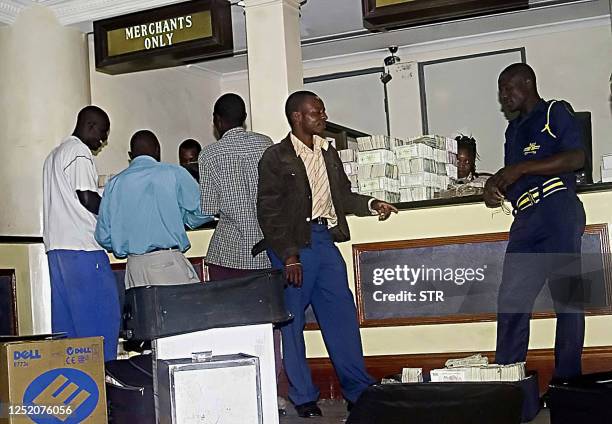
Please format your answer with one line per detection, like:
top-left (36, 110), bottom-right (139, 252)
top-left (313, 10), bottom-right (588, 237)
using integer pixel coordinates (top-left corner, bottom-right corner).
top-left (504, 99), bottom-right (583, 205)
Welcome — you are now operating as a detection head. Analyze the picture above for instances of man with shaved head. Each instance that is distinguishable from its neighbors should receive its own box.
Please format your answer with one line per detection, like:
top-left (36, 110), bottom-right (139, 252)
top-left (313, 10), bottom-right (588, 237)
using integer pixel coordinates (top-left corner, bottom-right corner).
top-left (96, 130), bottom-right (213, 288)
top-left (485, 63), bottom-right (586, 380)
top-left (43, 105), bottom-right (120, 361)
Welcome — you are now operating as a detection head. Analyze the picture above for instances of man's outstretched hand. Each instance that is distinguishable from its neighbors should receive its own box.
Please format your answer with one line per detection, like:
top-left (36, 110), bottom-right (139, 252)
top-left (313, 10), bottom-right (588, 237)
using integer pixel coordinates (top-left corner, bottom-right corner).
top-left (371, 200), bottom-right (398, 221)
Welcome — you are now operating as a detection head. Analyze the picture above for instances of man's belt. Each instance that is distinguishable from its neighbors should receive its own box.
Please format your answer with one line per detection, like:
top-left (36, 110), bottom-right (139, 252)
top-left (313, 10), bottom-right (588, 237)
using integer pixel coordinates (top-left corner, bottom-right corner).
top-left (147, 246), bottom-right (179, 253)
top-left (513, 177), bottom-right (567, 213)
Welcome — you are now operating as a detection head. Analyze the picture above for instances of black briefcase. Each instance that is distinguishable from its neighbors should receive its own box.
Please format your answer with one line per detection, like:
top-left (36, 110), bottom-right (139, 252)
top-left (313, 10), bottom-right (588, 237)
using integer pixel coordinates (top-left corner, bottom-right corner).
top-left (548, 371), bottom-right (612, 424)
top-left (347, 383), bottom-right (523, 424)
top-left (123, 270), bottom-right (290, 341)
top-left (106, 354), bottom-right (155, 423)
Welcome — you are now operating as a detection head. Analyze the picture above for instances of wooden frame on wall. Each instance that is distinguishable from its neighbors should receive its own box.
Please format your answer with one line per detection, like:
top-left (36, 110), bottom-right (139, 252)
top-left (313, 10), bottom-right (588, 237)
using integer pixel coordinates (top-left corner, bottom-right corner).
top-left (0, 270), bottom-right (18, 335)
top-left (353, 224), bottom-right (612, 327)
top-left (362, 0), bottom-right (528, 31)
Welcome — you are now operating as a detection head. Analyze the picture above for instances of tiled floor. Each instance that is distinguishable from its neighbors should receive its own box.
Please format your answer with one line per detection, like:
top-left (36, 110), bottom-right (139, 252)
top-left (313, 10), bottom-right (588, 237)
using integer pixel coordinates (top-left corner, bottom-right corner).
top-left (280, 399), bottom-right (551, 423)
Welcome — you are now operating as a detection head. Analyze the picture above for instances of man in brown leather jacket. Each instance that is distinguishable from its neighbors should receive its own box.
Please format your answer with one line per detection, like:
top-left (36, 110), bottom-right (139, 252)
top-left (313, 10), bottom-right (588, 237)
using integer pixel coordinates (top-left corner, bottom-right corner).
top-left (254, 91), bottom-right (397, 418)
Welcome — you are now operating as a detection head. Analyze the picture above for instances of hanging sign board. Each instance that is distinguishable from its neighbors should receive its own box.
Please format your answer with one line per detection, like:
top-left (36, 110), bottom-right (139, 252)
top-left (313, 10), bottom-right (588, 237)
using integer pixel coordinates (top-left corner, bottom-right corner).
top-left (94, 0), bottom-right (232, 74)
top-left (362, 0), bottom-right (528, 31)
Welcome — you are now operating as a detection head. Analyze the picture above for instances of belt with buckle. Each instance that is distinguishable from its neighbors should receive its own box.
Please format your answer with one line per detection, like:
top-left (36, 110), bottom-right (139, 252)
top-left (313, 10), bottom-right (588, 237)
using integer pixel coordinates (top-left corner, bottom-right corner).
top-left (513, 177), bottom-right (567, 213)
top-left (311, 217), bottom-right (328, 225)
top-left (148, 246), bottom-right (179, 253)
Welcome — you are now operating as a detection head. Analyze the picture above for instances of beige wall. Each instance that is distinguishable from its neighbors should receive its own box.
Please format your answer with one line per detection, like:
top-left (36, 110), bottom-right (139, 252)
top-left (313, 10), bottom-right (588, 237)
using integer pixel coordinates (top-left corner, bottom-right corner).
top-left (88, 36), bottom-right (223, 176)
top-left (0, 6), bottom-right (90, 237)
top-left (188, 190), bottom-right (612, 358)
top-left (10, 190), bottom-right (612, 352)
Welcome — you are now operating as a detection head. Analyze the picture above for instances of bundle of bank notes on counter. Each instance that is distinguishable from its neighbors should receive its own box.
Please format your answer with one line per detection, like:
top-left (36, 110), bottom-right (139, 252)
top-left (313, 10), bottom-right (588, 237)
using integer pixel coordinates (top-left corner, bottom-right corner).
top-left (430, 354), bottom-right (526, 382)
top-left (338, 134), bottom-right (458, 203)
top-left (394, 135), bottom-right (457, 202)
top-left (338, 147), bottom-right (359, 193)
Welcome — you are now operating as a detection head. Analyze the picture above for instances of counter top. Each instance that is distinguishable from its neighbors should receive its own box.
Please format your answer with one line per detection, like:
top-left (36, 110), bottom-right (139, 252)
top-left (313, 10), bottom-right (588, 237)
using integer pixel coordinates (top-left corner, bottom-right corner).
top-left (391, 181), bottom-right (612, 211)
top-left (2, 182), bottom-right (611, 243)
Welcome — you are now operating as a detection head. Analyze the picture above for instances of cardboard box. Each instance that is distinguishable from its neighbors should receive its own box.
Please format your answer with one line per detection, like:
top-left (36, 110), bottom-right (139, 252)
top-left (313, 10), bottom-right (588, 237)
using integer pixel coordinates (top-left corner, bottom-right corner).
top-left (0, 336), bottom-right (106, 423)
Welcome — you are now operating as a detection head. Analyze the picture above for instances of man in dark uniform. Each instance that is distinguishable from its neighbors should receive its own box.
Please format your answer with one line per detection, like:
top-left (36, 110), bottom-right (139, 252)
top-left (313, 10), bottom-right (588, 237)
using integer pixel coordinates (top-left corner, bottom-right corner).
top-left (485, 63), bottom-right (586, 379)
top-left (255, 91), bottom-right (397, 417)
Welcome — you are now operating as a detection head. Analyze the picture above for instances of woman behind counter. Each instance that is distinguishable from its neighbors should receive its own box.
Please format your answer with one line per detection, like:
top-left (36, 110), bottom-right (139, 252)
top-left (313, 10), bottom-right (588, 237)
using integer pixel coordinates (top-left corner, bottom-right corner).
top-left (438, 135), bottom-right (492, 198)
top-left (456, 135), bottom-right (492, 182)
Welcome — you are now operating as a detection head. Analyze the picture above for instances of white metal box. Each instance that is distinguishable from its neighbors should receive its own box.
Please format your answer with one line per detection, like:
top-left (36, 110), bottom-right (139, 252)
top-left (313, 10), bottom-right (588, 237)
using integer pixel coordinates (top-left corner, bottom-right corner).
top-left (156, 353), bottom-right (262, 424)
top-left (152, 324), bottom-right (278, 423)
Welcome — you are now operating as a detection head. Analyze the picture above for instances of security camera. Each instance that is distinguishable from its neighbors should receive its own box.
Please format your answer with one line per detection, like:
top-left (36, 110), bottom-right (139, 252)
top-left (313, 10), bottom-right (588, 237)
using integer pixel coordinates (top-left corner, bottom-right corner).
top-left (384, 46), bottom-right (400, 66)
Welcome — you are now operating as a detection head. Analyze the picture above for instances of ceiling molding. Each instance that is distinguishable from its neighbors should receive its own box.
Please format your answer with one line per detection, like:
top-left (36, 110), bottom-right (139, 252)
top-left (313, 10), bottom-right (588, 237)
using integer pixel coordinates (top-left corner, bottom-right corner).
top-left (205, 12), bottom-right (609, 78)
top-left (0, 1), bottom-right (27, 25)
top-left (49, 0), bottom-right (187, 26)
top-left (0, 0), bottom-right (190, 26)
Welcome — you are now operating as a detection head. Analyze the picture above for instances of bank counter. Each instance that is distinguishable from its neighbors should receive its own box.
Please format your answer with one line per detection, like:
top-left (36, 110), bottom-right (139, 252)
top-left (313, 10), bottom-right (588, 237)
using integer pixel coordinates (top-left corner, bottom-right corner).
top-left (2, 182), bottom-right (612, 395)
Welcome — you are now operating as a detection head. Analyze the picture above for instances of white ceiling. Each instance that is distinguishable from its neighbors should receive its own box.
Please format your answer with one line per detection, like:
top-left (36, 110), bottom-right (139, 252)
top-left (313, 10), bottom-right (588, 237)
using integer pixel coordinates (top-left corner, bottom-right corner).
top-left (197, 0), bottom-right (612, 74)
top-left (0, 0), bottom-right (610, 75)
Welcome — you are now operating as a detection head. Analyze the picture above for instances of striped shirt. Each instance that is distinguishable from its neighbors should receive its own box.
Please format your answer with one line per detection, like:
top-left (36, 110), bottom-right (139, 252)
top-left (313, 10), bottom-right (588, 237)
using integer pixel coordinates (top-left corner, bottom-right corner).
top-left (290, 133), bottom-right (338, 227)
top-left (199, 127), bottom-right (273, 269)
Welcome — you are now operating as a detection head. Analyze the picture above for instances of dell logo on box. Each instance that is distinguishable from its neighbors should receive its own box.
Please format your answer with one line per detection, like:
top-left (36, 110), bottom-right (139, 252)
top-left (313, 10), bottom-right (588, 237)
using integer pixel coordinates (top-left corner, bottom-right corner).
top-left (23, 368), bottom-right (99, 424)
top-left (13, 350), bottom-right (41, 360)
top-left (66, 346), bottom-right (92, 355)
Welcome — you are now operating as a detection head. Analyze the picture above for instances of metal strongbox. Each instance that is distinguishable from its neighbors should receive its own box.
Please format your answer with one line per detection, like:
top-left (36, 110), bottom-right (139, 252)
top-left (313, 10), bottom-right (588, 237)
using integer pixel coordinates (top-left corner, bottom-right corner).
top-left (156, 353), bottom-right (263, 424)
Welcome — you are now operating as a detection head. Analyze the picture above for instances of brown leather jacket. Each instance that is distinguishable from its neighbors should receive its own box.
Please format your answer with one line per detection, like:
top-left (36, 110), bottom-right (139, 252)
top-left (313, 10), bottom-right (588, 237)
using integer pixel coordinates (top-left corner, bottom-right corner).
top-left (253, 134), bottom-right (373, 261)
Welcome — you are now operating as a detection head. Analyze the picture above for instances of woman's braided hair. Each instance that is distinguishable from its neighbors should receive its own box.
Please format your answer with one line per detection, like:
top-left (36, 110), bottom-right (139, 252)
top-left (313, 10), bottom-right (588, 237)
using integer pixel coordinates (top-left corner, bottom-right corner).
top-left (455, 134), bottom-right (478, 176)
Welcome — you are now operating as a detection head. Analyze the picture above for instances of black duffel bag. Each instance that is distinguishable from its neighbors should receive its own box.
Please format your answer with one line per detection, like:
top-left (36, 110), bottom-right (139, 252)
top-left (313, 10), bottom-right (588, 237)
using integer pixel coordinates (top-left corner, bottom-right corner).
top-left (123, 269), bottom-right (290, 341)
top-left (106, 354), bottom-right (155, 424)
top-left (548, 371), bottom-right (612, 424)
top-left (347, 382), bottom-right (523, 424)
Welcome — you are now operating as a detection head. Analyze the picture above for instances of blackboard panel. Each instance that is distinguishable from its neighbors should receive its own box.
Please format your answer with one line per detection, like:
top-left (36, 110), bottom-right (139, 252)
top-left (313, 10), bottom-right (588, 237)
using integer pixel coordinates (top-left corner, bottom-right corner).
top-left (354, 224), bottom-right (612, 327)
top-left (0, 271), bottom-right (18, 335)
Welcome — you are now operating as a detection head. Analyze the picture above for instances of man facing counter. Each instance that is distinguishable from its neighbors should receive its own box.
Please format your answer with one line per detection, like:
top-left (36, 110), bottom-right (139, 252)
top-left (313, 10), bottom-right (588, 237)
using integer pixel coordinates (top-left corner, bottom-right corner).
top-left (43, 105), bottom-right (120, 362)
top-left (95, 130), bottom-right (213, 288)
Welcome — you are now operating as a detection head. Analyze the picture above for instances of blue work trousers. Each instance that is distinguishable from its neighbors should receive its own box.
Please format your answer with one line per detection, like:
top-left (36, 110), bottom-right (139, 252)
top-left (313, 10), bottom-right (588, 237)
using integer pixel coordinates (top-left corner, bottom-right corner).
top-left (48, 249), bottom-right (121, 362)
top-left (496, 191), bottom-right (586, 379)
top-left (269, 223), bottom-right (374, 405)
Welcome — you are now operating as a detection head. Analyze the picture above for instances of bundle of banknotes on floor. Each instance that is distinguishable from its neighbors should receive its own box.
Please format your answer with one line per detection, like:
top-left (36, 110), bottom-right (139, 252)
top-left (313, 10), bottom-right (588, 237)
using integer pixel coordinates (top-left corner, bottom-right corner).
top-left (380, 354), bottom-right (526, 385)
top-left (430, 354), bottom-right (526, 382)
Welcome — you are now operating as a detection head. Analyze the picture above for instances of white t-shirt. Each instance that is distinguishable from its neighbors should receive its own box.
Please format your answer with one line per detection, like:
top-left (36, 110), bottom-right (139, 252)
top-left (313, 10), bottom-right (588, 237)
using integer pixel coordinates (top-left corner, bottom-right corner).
top-left (43, 136), bottom-right (102, 252)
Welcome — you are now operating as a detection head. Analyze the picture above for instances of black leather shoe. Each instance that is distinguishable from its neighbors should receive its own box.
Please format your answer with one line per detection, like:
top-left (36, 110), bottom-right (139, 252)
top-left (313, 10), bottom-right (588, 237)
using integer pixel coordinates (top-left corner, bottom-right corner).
top-left (295, 401), bottom-right (323, 418)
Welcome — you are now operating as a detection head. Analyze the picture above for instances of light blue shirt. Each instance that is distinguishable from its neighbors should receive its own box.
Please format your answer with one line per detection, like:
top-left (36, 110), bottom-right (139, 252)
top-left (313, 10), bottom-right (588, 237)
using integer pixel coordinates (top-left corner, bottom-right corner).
top-left (95, 155), bottom-right (213, 258)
